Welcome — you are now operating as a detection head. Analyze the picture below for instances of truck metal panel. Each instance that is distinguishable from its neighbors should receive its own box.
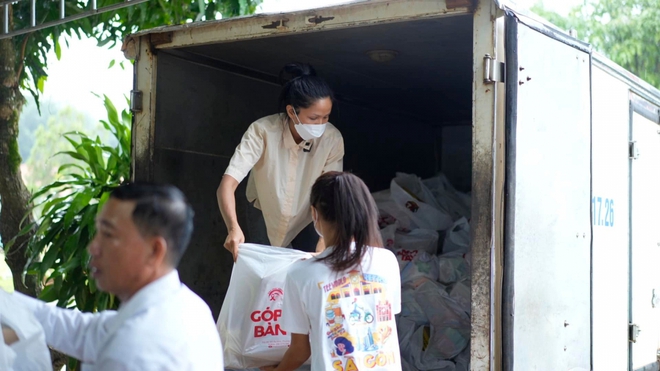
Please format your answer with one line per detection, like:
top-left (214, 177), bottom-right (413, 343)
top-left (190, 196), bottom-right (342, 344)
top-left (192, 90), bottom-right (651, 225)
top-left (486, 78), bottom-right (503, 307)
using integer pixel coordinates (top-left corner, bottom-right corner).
top-left (470, 1), bottom-right (504, 369)
top-left (590, 65), bottom-right (631, 371)
top-left (504, 16), bottom-right (592, 370)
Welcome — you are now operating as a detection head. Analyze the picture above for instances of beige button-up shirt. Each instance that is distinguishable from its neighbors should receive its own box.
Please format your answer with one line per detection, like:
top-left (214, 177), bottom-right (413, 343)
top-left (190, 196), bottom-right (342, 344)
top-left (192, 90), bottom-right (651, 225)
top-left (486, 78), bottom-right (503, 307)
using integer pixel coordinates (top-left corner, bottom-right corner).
top-left (224, 114), bottom-right (344, 247)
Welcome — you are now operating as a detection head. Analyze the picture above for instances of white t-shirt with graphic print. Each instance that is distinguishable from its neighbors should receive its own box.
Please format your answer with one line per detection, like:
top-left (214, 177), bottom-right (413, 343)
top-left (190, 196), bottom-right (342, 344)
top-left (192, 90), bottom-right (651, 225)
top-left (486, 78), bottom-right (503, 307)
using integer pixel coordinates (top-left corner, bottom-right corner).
top-left (282, 246), bottom-right (402, 371)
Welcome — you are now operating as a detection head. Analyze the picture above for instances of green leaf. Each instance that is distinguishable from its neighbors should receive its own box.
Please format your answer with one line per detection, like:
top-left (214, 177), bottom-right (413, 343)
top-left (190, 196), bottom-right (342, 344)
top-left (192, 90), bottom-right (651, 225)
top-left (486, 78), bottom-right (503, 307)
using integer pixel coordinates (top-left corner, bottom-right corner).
top-left (37, 75), bottom-right (47, 94)
top-left (55, 39), bottom-right (62, 60)
top-left (40, 244), bottom-right (61, 275)
top-left (63, 190), bottom-right (95, 228)
top-left (108, 59), bottom-right (116, 69)
top-left (39, 285), bottom-right (59, 303)
top-left (54, 150), bottom-right (88, 163)
top-left (58, 163), bottom-right (87, 175)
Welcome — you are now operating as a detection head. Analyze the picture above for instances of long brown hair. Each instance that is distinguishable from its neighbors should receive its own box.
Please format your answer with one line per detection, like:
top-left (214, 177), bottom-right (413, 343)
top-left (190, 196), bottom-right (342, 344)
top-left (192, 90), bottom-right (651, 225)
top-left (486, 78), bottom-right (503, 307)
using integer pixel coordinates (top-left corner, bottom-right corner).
top-left (311, 171), bottom-right (383, 272)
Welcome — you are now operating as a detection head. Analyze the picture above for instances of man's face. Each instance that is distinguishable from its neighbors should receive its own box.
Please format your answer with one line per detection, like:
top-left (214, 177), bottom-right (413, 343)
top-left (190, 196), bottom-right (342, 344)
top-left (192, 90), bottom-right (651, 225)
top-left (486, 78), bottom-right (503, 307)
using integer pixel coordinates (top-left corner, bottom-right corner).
top-left (88, 198), bottom-right (151, 300)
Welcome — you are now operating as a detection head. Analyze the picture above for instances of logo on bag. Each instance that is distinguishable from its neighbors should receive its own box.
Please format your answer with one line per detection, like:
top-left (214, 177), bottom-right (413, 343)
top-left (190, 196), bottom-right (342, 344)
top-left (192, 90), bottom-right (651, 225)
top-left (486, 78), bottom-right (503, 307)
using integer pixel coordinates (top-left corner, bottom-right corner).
top-left (250, 307), bottom-right (287, 338)
top-left (268, 288), bottom-right (284, 302)
top-left (396, 249), bottom-right (418, 262)
top-left (405, 201), bottom-right (419, 213)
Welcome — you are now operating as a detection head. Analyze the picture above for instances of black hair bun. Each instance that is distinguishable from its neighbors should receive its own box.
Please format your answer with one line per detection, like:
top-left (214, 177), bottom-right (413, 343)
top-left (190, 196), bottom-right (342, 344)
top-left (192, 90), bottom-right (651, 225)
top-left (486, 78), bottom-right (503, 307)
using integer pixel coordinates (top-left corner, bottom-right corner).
top-left (279, 63), bottom-right (317, 85)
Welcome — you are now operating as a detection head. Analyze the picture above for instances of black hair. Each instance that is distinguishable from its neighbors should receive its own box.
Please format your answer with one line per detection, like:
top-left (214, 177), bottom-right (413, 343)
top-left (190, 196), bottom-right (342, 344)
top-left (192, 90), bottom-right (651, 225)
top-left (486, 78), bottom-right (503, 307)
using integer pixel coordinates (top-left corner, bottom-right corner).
top-left (311, 171), bottom-right (383, 272)
top-left (278, 63), bottom-right (334, 113)
top-left (110, 182), bottom-right (194, 266)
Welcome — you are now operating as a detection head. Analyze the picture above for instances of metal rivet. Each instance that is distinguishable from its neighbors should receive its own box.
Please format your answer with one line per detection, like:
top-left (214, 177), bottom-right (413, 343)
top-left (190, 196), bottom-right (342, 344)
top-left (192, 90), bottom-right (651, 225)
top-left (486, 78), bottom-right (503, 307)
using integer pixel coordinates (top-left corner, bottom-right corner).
top-left (564, 321), bottom-right (569, 327)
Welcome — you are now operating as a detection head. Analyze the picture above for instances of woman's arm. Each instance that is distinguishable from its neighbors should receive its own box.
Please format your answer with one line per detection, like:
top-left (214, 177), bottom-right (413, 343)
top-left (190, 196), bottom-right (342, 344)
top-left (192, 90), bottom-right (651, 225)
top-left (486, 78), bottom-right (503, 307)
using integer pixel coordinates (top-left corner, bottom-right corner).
top-left (260, 333), bottom-right (311, 371)
top-left (217, 175), bottom-right (244, 262)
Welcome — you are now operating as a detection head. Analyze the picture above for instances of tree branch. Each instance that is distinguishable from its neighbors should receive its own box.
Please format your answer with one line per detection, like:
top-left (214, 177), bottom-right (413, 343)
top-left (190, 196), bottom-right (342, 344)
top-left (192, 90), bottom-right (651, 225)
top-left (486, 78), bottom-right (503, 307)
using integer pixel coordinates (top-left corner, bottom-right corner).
top-left (14, 33), bottom-right (30, 87)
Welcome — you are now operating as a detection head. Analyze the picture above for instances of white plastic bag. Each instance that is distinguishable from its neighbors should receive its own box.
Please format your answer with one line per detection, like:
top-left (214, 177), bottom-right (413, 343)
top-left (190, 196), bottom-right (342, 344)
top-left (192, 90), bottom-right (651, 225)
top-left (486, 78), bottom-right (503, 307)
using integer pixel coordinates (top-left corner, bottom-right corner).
top-left (437, 252), bottom-right (470, 285)
top-left (448, 279), bottom-right (471, 315)
top-left (414, 280), bottom-right (470, 361)
top-left (390, 176), bottom-right (453, 231)
top-left (394, 247), bottom-right (421, 271)
top-left (380, 224), bottom-right (398, 250)
top-left (393, 173), bottom-right (442, 210)
top-left (410, 326), bottom-right (457, 371)
top-left (401, 251), bottom-right (439, 286)
top-left (454, 345), bottom-right (470, 371)
top-left (0, 290), bottom-right (52, 371)
top-left (373, 189), bottom-right (414, 232)
top-left (217, 244), bottom-right (312, 369)
top-left (442, 218), bottom-right (470, 254)
top-left (397, 316), bottom-right (418, 368)
top-left (422, 174), bottom-right (471, 221)
top-left (394, 229), bottom-right (439, 255)
top-left (399, 287), bottom-right (429, 326)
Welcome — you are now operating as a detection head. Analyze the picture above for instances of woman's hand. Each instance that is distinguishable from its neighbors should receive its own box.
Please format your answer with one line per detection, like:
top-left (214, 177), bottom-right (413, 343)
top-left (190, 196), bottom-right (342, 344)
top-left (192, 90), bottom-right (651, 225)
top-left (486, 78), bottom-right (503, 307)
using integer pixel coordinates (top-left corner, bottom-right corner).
top-left (224, 227), bottom-right (245, 262)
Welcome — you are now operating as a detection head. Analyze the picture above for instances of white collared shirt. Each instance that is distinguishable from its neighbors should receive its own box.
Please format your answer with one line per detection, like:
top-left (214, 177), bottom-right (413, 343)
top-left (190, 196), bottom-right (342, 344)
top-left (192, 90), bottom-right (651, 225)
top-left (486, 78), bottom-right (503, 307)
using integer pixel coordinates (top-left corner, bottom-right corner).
top-left (12, 271), bottom-right (223, 370)
top-left (224, 114), bottom-right (344, 247)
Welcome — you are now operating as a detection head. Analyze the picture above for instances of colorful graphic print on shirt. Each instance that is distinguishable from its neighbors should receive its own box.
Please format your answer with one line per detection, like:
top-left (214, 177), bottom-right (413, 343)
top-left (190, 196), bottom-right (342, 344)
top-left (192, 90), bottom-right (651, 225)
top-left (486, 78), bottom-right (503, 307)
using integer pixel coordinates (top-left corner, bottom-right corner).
top-left (320, 269), bottom-right (397, 370)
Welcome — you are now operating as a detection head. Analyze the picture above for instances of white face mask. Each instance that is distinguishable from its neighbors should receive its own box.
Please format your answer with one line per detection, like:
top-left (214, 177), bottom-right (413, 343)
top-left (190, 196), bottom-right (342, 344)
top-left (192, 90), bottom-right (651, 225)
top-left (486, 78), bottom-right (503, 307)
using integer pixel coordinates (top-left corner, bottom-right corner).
top-left (293, 110), bottom-right (327, 141)
top-left (312, 209), bottom-right (323, 238)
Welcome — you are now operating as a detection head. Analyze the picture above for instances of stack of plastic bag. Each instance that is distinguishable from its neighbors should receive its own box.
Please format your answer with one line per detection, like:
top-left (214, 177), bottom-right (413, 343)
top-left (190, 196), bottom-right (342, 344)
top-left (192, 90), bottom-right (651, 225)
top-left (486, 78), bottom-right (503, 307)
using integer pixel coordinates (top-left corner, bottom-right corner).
top-left (373, 172), bottom-right (472, 371)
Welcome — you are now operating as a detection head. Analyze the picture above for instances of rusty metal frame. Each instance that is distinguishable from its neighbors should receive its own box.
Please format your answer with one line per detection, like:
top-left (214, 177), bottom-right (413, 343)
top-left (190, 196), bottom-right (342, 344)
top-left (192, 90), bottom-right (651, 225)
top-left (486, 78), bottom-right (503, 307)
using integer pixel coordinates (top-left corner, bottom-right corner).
top-left (124, 0), bottom-right (473, 49)
top-left (0, 0), bottom-right (149, 39)
top-left (471, 0), bottom-right (505, 369)
top-left (126, 34), bottom-right (157, 182)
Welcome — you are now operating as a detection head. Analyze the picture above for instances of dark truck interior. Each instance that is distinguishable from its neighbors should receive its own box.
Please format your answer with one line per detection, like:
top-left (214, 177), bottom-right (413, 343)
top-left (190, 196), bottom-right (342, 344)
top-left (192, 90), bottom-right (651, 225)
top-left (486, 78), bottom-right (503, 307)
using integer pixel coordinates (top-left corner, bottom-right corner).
top-left (149, 13), bottom-right (474, 315)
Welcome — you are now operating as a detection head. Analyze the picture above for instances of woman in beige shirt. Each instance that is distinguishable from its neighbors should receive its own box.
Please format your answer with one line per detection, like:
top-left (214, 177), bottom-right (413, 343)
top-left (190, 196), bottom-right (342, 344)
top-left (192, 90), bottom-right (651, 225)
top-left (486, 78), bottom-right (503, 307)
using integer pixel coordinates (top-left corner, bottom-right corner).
top-left (217, 63), bottom-right (344, 261)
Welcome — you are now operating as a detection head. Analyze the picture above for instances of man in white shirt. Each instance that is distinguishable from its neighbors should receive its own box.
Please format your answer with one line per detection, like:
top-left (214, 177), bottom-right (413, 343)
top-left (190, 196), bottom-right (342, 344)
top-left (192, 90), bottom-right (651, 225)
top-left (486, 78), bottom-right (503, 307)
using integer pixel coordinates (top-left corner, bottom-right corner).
top-left (8, 183), bottom-right (224, 370)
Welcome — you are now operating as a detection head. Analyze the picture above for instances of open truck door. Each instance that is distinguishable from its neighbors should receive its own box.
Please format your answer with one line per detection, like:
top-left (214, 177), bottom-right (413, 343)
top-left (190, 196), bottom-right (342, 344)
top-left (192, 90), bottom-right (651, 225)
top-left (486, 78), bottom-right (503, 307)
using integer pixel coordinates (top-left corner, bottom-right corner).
top-left (502, 13), bottom-right (592, 371)
top-left (629, 96), bottom-right (660, 371)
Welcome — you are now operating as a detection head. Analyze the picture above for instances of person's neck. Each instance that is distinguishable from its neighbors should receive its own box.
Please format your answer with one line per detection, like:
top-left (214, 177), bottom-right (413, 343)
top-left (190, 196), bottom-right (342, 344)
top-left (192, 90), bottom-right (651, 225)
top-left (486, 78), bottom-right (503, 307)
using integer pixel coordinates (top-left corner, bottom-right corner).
top-left (287, 117), bottom-right (304, 144)
top-left (118, 267), bottom-right (174, 303)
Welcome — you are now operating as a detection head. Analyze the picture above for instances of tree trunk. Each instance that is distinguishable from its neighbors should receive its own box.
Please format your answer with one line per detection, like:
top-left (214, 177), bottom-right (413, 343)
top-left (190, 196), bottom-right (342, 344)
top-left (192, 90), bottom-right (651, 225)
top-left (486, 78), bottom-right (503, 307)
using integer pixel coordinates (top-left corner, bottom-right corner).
top-left (0, 37), bottom-right (37, 298)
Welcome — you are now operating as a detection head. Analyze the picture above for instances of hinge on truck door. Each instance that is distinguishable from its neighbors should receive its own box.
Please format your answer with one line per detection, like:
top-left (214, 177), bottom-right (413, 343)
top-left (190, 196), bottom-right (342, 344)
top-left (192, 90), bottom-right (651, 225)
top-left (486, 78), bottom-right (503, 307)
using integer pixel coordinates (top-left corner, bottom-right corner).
top-left (483, 54), bottom-right (505, 84)
top-left (629, 141), bottom-right (639, 159)
top-left (130, 90), bottom-right (143, 113)
top-left (629, 323), bottom-right (641, 343)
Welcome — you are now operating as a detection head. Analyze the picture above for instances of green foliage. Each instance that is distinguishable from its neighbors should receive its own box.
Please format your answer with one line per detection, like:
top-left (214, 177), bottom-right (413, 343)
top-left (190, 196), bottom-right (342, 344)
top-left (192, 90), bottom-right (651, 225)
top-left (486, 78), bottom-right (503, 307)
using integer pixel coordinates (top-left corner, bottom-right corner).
top-left (11, 0), bottom-right (263, 112)
top-left (532, 0), bottom-right (660, 88)
top-left (6, 96), bottom-right (130, 313)
top-left (23, 107), bottom-right (104, 191)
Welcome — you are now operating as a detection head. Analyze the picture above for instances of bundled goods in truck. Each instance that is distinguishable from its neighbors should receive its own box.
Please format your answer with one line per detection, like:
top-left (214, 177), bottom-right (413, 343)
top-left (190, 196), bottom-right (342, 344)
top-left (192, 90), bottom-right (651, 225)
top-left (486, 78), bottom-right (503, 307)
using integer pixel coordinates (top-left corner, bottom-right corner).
top-left (372, 172), bottom-right (472, 370)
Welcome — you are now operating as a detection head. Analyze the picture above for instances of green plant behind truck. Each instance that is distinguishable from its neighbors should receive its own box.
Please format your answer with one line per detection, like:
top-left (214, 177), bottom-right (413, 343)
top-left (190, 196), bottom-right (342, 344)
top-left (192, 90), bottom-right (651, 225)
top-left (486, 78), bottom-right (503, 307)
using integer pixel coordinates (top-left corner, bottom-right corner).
top-left (6, 95), bottom-right (131, 311)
